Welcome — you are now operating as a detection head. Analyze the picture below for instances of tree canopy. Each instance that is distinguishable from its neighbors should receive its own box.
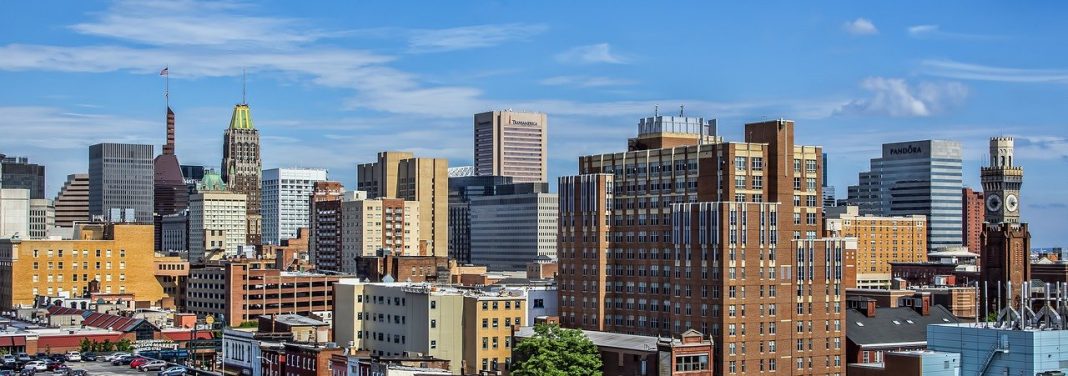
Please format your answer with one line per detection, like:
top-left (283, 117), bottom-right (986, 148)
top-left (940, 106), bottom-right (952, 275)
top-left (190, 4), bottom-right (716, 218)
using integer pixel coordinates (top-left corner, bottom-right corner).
top-left (511, 323), bottom-right (603, 376)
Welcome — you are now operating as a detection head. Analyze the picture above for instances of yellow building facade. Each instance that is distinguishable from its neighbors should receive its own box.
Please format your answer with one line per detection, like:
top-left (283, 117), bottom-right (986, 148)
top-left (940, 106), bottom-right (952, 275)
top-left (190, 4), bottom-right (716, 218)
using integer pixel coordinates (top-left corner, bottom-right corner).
top-left (825, 206), bottom-right (927, 288)
top-left (463, 294), bottom-right (527, 375)
top-left (0, 224), bottom-right (165, 309)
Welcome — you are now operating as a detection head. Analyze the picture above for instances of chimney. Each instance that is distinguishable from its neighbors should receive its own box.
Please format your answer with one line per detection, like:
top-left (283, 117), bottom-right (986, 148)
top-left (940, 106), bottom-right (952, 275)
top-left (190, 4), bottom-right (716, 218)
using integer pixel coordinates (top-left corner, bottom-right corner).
top-left (913, 295), bottom-right (931, 316)
top-left (865, 299), bottom-right (876, 318)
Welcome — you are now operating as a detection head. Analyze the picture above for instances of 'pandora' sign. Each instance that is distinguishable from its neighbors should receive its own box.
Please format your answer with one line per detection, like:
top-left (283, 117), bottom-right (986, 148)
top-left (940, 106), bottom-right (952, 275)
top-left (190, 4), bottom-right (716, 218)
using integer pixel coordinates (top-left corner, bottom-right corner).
top-left (888, 145), bottom-right (922, 156)
top-left (510, 119), bottom-right (538, 126)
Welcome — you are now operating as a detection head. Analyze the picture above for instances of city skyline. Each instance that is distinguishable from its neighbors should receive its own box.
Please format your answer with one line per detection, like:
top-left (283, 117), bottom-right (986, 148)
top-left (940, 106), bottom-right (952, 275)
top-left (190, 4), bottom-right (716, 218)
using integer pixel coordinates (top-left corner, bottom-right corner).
top-left (0, 2), bottom-right (1065, 246)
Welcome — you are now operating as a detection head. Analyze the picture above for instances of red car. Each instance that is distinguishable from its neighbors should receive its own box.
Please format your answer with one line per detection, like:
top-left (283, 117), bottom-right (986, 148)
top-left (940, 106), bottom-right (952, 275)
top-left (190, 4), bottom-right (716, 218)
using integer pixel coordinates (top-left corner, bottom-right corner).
top-left (129, 357), bottom-right (150, 369)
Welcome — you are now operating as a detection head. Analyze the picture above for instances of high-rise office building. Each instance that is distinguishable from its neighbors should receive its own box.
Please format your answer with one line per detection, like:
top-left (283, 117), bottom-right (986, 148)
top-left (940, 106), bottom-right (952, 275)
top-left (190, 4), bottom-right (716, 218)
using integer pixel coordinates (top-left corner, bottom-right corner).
top-left (0, 189), bottom-right (29, 239)
top-left (847, 140), bottom-right (963, 250)
top-left (53, 174), bottom-right (89, 228)
top-left (188, 170), bottom-right (247, 263)
top-left (154, 107), bottom-right (189, 251)
top-left (357, 151), bottom-right (448, 257)
top-left (961, 187), bottom-right (984, 253)
top-left (469, 183), bottom-right (557, 271)
top-left (28, 198), bottom-right (53, 239)
top-left (558, 117), bottom-right (849, 376)
top-left (221, 104), bottom-right (262, 245)
top-left (261, 168), bottom-right (328, 245)
top-left (309, 181), bottom-right (345, 271)
top-left (448, 175), bottom-right (513, 264)
top-left (89, 143), bottom-right (155, 223)
top-left (473, 110), bottom-right (548, 183)
top-left (0, 155), bottom-right (45, 199)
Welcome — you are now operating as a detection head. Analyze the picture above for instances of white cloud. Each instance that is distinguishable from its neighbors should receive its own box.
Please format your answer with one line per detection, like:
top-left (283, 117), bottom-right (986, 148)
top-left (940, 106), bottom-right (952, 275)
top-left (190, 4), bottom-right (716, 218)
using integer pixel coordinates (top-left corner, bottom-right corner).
top-left (920, 59), bottom-right (1068, 84)
top-left (843, 18), bottom-right (878, 36)
top-left (407, 23), bottom-right (547, 52)
top-left (539, 75), bottom-right (635, 88)
top-left (555, 43), bottom-right (627, 64)
top-left (837, 77), bottom-right (967, 117)
top-left (1014, 136), bottom-right (1068, 161)
top-left (70, 0), bottom-right (337, 47)
top-left (906, 25), bottom-right (1000, 41)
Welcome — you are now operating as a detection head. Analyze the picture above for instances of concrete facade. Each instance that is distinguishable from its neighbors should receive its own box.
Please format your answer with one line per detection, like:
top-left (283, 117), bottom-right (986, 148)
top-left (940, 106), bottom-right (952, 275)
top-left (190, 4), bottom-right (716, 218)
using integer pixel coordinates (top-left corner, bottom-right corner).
top-left (340, 196), bottom-right (420, 272)
top-left (357, 152), bottom-right (448, 258)
top-left (28, 198), bottom-right (54, 239)
top-left (89, 143), bottom-right (155, 223)
top-left (0, 188), bottom-right (29, 239)
top-left (473, 110), bottom-right (548, 183)
top-left (261, 168), bottom-right (328, 245)
top-left (188, 190), bottom-right (247, 263)
top-left (53, 174), bottom-right (89, 228)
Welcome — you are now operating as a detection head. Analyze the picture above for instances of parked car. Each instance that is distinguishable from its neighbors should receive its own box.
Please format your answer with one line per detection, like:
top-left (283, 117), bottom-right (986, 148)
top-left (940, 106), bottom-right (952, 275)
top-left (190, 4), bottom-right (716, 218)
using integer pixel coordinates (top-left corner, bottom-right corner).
top-left (63, 352), bottom-right (79, 363)
top-left (112, 355), bottom-right (136, 366)
top-left (70, 371), bottom-right (89, 376)
top-left (157, 366), bottom-right (186, 376)
top-left (34, 353), bottom-right (48, 361)
top-left (79, 353), bottom-right (95, 362)
top-left (49, 364), bottom-right (69, 373)
top-left (48, 354), bottom-right (65, 363)
top-left (15, 353), bottom-right (31, 363)
top-left (103, 353), bottom-right (129, 362)
top-left (129, 357), bottom-right (150, 369)
top-left (22, 361), bottom-right (47, 371)
top-left (138, 360), bottom-right (167, 372)
top-left (1, 355), bottom-right (15, 368)
top-left (0, 370), bottom-right (14, 375)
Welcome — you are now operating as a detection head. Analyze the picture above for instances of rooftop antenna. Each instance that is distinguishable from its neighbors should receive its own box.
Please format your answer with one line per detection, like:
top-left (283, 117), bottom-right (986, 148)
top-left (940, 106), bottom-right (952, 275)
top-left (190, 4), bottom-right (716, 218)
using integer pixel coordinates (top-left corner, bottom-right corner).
top-left (679, 104), bottom-right (685, 117)
top-left (242, 68), bottom-right (247, 105)
top-left (654, 104), bottom-right (659, 117)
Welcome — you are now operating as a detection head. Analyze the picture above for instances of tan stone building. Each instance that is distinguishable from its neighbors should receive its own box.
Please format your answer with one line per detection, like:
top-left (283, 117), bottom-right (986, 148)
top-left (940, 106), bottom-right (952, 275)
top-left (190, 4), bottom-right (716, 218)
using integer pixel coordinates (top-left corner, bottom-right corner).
top-left (357, 151), bottom-right (448, 257)
top-left (825, 206), bottom-right (927, 288)
top-left (188, 170), bottom-right (247, 263)
top-left (473, 110), bottom-right (548, 183)
top-left (0, 223), bottom-right (166, 309)
top-left (462, 293), bottom-right (526, 375)
top-left (340, 196), bottom-right (420, 269)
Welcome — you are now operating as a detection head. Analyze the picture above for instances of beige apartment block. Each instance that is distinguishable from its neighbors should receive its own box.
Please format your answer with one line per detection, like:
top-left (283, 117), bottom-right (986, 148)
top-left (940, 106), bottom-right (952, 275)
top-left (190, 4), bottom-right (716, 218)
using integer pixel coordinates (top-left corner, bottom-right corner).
top-left (357, 152), bottom-right (448, 257)
top-left (340, 196), bottom-right (420, 272)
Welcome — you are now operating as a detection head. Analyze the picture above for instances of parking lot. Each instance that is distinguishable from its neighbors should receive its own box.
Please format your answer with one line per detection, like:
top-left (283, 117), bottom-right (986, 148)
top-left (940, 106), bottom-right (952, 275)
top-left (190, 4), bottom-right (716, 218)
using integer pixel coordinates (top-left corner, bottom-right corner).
top-left (66, 359), bottom-right (171, 375)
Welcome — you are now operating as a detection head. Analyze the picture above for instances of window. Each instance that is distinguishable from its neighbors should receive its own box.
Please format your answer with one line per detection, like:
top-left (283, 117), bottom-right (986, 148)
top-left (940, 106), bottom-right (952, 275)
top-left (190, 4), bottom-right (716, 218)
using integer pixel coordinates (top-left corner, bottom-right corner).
top-left (735, 156), bottom-right (747, 170)
top-left (675, 355), bottom-right (709, 372)
top-left (751, 157), bottom-right (764, 171)
top-left (752, 176), bottom-right (763, 189)
top-left (533, 299), bottom-right (544, 308)
top-left (430, 319), bottom-right (437, 328)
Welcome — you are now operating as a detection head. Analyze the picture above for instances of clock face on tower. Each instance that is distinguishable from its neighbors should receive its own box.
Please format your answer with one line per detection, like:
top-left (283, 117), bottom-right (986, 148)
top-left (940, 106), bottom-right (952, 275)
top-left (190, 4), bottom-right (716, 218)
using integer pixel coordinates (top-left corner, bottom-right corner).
top-left (987, 194), bottom-right (1002, 212)
top-left (1006, 194), bottom-right (1019, 212)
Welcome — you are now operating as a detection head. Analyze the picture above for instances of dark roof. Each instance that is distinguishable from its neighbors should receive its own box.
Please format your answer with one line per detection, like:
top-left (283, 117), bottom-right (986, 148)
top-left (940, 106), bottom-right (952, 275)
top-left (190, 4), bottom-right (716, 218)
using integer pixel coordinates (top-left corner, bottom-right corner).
top-left (845, 305), bottom-right (960, 347)
top-left (82, 312), bottom-right (154, 332)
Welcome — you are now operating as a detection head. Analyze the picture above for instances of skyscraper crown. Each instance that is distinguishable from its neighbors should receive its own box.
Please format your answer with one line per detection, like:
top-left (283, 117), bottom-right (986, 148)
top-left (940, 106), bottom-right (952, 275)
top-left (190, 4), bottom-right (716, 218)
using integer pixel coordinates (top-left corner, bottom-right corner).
top-left (228, 104), bottom-right (255, 130)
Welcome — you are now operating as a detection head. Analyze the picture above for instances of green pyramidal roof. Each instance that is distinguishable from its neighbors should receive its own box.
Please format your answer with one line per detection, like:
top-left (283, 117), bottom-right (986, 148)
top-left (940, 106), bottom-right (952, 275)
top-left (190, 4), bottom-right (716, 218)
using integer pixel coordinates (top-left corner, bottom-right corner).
top-left (228, 104), bottom-right (254, 130)
top-left (199, 169), bottom-right (227, 191)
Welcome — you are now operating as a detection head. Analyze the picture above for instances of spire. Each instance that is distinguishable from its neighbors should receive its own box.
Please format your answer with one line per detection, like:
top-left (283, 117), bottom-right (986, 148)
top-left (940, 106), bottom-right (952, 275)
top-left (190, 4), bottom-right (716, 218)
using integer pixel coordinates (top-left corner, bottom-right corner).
top-left (242, 68), bottom-right (247, 105)
top-left (228, 104), bottom-right (254, 130)
top-left (163, 107), bottom-right (175, 155)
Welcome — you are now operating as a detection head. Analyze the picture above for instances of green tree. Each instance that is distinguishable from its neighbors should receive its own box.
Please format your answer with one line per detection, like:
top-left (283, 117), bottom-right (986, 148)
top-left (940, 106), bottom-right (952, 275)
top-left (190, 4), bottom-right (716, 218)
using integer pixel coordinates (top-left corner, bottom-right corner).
top-left (511, 324), bottom-right (603, 376)
top-left (115, 338), bottom-right (133, 352)
top-left (79, 338), bottom-right (91, 353)
top-left (101, 339), bottom-right (113, 352)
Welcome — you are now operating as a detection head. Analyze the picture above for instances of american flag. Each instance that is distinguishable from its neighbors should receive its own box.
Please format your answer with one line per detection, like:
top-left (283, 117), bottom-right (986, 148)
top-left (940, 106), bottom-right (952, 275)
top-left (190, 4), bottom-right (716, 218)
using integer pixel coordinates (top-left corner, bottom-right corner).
top-left (160, 67), bottom-right (168, 76)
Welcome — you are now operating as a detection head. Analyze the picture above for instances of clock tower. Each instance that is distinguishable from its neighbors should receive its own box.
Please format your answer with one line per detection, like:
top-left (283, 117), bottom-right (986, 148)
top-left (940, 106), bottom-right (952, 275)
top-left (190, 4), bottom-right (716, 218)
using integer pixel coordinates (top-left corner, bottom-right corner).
top-left (980, 137), bottom-right (1023, 224)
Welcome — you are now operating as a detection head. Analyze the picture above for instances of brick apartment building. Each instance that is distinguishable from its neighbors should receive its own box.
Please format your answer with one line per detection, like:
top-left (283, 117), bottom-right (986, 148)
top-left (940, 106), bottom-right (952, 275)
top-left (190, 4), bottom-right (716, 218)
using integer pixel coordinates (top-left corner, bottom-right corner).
top-left (557, 116), bottom-right (849, 375)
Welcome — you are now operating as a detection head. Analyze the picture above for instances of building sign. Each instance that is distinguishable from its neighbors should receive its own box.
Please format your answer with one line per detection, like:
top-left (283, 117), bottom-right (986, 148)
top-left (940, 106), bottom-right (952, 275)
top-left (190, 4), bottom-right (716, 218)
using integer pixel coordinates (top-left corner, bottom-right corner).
top-left (510, 119), bottom-right (538, 126)
top-left (888, 145), bottom-right (923, 156)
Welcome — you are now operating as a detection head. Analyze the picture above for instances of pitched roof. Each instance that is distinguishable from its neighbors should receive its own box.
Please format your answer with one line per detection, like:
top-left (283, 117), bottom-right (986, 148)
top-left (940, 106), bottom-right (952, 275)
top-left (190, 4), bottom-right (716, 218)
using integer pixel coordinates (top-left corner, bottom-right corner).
top-left (81, 312), bottom-right (154, 333)
top-left (846, 305), bottom-right (960, 348)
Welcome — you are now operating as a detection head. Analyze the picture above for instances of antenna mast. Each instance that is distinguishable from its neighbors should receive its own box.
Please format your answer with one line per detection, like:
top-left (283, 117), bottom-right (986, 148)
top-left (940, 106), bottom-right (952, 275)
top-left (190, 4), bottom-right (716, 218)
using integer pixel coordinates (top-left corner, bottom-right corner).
top-left (242, 68), bottom-right (247, 105)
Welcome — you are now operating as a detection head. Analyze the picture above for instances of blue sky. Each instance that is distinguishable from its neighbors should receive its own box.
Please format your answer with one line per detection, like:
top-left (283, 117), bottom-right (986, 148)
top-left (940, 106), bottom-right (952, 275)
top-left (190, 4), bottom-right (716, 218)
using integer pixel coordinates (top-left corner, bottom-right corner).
top-left (0, 1), bottom-right (1065, 246)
